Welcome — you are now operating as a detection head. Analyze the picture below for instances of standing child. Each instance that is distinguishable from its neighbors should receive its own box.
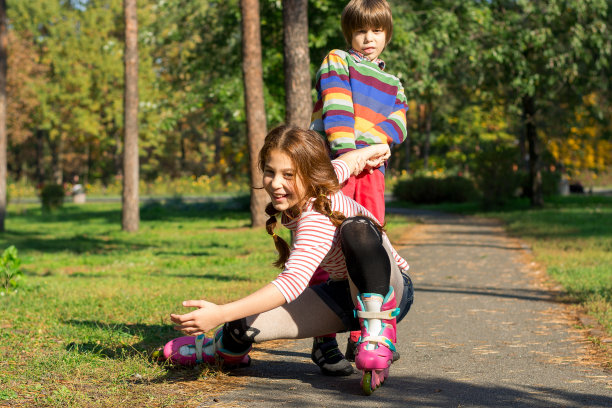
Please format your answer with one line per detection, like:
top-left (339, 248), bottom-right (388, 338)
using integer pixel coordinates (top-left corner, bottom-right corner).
top-left (164, 125), bottom-right (413, 395)
top-left (308, 0), bottom-right (409, 375)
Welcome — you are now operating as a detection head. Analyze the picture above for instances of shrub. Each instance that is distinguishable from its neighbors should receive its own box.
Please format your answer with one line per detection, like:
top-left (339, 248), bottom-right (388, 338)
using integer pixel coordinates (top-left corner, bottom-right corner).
top-left (519, 170), bottom-right (561, 198)
top-left (40, 184), bottom-right (65, 211)
top-left (1, 246), bottom-right (22, 295)
top-left (393, 175), bottom-right (477, 204)
top-left (472, 146), bottom-right (521, 208)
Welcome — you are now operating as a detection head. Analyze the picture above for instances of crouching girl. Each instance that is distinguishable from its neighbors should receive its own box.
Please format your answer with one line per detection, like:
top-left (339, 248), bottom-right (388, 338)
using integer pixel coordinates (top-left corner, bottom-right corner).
top-left (166, 125), bottom-right (413, 395)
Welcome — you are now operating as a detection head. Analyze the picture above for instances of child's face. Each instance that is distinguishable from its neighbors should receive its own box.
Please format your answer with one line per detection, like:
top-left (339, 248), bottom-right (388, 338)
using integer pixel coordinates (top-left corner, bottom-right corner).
top-left (351, 27), bottom-right (386, 61)
top-left (263, 149), bottom-right (304, 213)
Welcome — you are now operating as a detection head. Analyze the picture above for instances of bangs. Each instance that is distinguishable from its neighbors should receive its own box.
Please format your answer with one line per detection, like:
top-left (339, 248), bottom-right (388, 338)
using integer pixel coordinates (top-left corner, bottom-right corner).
top-left (341, 0), bottom-right (393, 45)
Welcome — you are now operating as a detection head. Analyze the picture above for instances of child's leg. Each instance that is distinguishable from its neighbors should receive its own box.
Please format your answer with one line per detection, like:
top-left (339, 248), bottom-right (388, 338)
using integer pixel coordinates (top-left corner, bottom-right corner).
top-left (308, 266), bottom-right (354, 376)
top-left (342, 171), bottom-right (386, 362)
top-left (164, 288), bottom-right (347, 366)
top-left (339, 216), bottom-right (402, 394)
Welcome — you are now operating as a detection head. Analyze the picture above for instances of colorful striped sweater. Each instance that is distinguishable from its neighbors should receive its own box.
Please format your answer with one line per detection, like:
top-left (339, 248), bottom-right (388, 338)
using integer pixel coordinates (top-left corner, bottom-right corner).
top-left (310, 49), bottom-right (409, 160)
top-left (270, 159), bottom-right (410, 303)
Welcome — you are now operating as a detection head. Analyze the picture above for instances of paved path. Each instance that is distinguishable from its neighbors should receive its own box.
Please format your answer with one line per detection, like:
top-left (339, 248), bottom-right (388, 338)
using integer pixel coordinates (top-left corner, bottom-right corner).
top-left (198, 210), bottom-right (612, 407)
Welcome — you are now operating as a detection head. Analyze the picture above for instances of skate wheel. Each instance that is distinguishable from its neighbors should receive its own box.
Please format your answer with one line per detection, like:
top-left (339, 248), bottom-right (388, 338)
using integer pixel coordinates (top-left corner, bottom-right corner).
top-left (362, 371), bottom-right (374, 395)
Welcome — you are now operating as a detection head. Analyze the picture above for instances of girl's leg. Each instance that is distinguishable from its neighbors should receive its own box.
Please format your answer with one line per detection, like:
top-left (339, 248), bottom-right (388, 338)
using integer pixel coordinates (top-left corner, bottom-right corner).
top-left (220, 288), bottom-right (347, 354)
top-left (339, 216), bottom-right (403, 393)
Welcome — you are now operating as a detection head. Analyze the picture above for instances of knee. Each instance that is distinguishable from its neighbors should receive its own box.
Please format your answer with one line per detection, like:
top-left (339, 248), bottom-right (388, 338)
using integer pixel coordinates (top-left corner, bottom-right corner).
top-left (339, 216), bottom-right (382, 251)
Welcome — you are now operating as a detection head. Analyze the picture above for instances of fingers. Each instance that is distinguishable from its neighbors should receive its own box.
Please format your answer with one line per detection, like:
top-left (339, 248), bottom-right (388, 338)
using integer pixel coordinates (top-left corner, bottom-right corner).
top-left (182, 300), bottom-right (206, 308)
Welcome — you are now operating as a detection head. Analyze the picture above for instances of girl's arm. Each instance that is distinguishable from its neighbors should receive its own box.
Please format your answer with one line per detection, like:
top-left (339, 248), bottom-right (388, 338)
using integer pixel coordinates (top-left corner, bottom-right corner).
top-left (336, 144), bottom-right (391, 176)
top-left (170, 283), bottom-right (286, 336)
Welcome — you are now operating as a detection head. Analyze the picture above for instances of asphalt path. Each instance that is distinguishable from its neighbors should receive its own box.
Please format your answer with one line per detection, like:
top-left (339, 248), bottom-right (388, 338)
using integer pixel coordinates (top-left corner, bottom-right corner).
top-left (195, 209), bottom-right (612, 408)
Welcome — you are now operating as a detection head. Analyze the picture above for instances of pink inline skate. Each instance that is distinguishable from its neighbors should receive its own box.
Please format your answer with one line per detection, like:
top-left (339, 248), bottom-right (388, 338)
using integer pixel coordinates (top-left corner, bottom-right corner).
top-left (162, 329), bottom-right (251, 368)
top-left (354, 288), bottom-right (399, 395)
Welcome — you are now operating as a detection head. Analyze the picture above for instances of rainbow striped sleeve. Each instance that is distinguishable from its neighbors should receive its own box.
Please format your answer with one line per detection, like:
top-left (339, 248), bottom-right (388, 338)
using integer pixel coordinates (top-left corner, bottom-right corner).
top-left (311, 50), bottom-right (356, 155)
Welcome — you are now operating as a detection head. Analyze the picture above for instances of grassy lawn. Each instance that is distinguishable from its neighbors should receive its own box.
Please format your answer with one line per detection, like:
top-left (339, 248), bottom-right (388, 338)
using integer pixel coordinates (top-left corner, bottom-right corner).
top-left (392, 195), bottom-right (612, 347)
top-left (0, 199), bottom-right (413, 407)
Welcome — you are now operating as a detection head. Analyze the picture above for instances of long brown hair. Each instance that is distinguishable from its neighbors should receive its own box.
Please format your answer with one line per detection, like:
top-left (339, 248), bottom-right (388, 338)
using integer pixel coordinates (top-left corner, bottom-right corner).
top-left (259, 125), bottom-right (348, 269)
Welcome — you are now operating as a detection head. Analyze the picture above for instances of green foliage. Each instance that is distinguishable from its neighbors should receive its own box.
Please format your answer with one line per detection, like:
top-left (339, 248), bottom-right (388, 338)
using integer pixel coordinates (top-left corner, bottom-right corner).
top-left (40, 184), bottom-right (65, 212)
top-left (393, 175), bottom-right (477, 204)
top-left (518, 170), bottom-right (561, 199)
top-left (472, 145), bottom-right (522, 209)
top-left (1, 246), bottom-right (23, 294)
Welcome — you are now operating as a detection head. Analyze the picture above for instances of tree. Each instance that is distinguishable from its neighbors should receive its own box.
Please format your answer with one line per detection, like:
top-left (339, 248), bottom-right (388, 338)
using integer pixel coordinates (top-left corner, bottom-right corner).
top-left (282, 0), bottom-right (311, 127)
top-left (481, 0), bottom-right (611, 207)
top-left (0, 0), bottom-right (6, 232)
top-left (122, 0), bottom-right (139, 232)
top-left (240, 0), bottom-right (268, 227)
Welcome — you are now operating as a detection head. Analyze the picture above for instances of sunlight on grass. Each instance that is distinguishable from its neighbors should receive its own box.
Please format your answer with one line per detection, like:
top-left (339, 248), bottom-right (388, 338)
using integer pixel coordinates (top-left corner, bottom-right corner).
top-left (0, 200), bottom-right (413, 407)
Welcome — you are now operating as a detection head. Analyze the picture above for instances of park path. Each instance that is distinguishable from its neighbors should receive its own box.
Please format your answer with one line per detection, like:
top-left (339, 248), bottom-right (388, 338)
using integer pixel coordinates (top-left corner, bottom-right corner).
top-left (197, 210), bottom-right (612, 408)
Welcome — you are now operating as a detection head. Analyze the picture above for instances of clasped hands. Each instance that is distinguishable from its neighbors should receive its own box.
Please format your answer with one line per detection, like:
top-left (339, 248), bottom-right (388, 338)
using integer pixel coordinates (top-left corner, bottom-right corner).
top-left (338, 144), bottom-right (391, 176)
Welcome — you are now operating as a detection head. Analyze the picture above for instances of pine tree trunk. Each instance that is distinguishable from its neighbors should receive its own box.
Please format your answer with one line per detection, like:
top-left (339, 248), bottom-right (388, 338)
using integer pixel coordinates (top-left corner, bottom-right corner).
top-left (122, 0), bottom-right (140, 232)
top-left (240, 0), bottom-right (268, 228)
top-left (0, 0), bottom-right (7, 232)
top-left (522, 95), bottom-right (543, 207)
top-left (282, 0), bottom-right (311, 128)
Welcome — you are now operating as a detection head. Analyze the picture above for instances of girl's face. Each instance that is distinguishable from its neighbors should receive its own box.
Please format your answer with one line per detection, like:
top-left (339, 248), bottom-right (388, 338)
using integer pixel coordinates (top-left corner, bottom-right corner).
top-left (351, 27), bottom-right (386, 61)
top-left (263, 149), bottom-right (304, 213)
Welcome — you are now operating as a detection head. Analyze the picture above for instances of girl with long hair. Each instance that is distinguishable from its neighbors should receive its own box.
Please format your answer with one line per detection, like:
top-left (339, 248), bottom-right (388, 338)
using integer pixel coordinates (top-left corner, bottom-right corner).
top-left (165, 125), bottom-right (413, 395)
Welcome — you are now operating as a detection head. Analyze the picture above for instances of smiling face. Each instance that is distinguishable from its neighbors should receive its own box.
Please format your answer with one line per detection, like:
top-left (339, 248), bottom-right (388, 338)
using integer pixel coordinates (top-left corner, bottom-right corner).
top-left (263, 149), bottom-right (304, 213)
top-left (351, 27), bottom-right (386, 61)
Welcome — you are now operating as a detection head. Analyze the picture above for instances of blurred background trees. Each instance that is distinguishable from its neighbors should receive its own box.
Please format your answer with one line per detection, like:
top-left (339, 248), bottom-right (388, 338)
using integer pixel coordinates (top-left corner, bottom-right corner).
top-left (2, 0), bottom-right (611, 207)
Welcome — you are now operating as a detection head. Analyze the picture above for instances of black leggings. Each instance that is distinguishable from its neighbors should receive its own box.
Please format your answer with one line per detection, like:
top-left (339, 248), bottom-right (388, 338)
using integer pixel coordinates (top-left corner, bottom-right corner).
top-left (339, 216), bottom-right (391, 296)
top-left (222, 216), bottom-right (391, 353)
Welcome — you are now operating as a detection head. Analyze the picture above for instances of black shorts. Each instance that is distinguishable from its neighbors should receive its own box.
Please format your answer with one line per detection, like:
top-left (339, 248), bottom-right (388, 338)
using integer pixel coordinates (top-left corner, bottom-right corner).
top-left (311, 273), bottom-right (414, 332)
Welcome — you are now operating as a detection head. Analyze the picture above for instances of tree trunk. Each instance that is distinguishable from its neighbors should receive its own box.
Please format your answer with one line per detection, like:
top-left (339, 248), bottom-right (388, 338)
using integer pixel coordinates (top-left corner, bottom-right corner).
top-left (240, 0), bottom-right (268, 228)
top-left (122, 0), bottom-right (140, 232)
top-left (421, 103), bottom-right (432, 170)
top-left (0, 0), bottom-right (7, 232)
top-left (35, 129), bottom-right (45, 186)
top-left (522, 94), bottom-right (543, 207)
top-left (282, 0), bottom-right (312, 128)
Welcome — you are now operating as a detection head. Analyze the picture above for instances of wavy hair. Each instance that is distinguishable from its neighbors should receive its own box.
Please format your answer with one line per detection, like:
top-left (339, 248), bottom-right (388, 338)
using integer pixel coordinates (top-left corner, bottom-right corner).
top-left (259, 125), bottom-right (348, 268)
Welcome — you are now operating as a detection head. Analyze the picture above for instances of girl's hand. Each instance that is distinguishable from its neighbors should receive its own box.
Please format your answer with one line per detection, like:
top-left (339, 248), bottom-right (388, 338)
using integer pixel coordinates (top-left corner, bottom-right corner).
top-left (339, 144), bottom-right (391, 175)
top-left (170, 300), bottom-right (225, 336)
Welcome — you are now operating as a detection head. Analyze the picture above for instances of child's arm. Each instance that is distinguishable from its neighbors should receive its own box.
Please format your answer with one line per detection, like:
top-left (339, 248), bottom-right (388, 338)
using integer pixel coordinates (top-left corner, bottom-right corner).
top-left (312, 51), bottom-right (356, 157)
top-left (336, 144), bottom-right (391, 177)
top-left (369, 83), bottom-right (409, 146)
top-left (170, 283), bottom-right (286, 336)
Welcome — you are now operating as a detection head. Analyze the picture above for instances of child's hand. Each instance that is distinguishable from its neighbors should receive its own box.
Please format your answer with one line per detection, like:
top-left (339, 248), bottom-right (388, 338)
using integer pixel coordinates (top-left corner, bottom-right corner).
top-left (170, 300), bottom-right (224, 336)
top-left (364, 145), bottom-right (391, 173)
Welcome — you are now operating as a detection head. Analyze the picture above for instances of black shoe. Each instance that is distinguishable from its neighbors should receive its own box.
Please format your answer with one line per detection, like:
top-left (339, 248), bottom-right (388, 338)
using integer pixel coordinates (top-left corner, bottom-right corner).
top-left (311, 337), bottom-right (354, 376)
top-left (345, 338), bottom-right (357, 362)
top-left (345, 337), bottom-right (401, 363)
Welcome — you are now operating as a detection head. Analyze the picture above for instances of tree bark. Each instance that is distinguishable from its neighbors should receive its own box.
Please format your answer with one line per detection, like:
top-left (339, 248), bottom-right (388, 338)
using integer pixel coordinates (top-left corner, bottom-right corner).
top-left (522, 94), bottom-right (543, 207)
top-left (282, 0), bottom-right (312, 128)
top-left (0, 0), bottom-right (7, 232)
top-left (122, 0), bottom-right (140, 232)
top-left (240, 0), bottom-right (268, 228)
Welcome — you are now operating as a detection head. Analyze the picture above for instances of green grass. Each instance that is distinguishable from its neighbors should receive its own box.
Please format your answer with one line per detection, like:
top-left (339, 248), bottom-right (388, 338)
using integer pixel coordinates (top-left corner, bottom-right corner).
top-left (391, 195), bottom-right (612, 338)
top-left (0, 199), bottom-right (413, 407)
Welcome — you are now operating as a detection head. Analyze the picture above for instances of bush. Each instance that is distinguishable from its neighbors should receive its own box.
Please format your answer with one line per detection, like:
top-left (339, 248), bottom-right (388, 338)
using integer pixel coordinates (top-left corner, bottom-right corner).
top-left (1, 246), bottom-right (22, 295)
top-left (393, 175), bottom-right (478, 204)
top-left (40, 184), bottom-right (65, 211)
top-left (519, 170), bottom-right (561, 198)
top-left (472, 146), bottom-right (521, 208)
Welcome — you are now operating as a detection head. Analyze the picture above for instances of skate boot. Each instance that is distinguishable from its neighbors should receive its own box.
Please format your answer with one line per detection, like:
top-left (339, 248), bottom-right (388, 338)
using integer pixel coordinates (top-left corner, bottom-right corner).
top-left (162, 328), bottom-right (251, 368)
top-left (354, 288), bottom-right (399, 395)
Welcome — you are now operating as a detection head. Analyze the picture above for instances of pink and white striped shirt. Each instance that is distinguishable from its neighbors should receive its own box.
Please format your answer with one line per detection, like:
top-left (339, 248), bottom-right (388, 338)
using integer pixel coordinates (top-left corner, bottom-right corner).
top-left (270, 159), bottom-right (409, 303)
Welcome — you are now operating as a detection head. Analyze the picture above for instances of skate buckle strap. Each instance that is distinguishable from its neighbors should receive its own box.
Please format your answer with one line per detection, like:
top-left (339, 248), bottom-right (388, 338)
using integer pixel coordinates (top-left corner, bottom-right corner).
top-left (354, 307), bottom-right (400, 319)
top-left (360, 335), bottom-right (396, 352)
top-left (195, 334), bottom-right (206, 363)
